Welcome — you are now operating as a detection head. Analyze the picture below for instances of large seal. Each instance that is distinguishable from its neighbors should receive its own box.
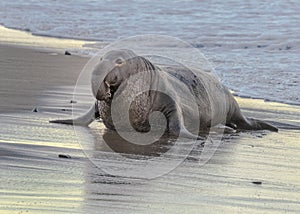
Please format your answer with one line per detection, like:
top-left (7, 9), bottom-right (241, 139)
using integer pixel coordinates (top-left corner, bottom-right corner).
top-left (50, 49), bottom-right (278, 137)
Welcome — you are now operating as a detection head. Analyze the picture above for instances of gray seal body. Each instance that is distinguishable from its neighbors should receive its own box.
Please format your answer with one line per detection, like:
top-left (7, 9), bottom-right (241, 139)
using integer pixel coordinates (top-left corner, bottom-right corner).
top-left (50, 49), bottom-right (278, 136)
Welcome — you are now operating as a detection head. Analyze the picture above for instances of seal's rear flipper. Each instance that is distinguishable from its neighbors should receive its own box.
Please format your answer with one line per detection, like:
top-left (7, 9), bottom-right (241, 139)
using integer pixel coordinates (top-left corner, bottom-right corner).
top-left (49, 103), bottom-right (98, 126)
top-left (249, 118), bottom-right (278, 132)
top-left (237, 117), bottom-right (278, 132)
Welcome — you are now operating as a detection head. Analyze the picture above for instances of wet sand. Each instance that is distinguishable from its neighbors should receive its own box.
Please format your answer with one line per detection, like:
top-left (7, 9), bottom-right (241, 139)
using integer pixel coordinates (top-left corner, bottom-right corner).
top-left (0, 44), bottom-right (299, 214)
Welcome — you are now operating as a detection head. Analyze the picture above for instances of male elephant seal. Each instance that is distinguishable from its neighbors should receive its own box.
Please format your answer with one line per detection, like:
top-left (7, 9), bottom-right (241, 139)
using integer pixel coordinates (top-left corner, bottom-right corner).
top-left (50, 49), bottom-right (278, 137)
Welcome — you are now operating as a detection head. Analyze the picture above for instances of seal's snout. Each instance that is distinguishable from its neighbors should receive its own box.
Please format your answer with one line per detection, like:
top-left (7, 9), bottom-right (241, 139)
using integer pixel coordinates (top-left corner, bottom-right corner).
top-left (95, 88), bottom-right (106, 101)
top-left (91, 77), bottom-right (113, 101)
top-left (95, 85), bottom-right (109, 101)
top-left (96, 92), bottom-right (110, 101)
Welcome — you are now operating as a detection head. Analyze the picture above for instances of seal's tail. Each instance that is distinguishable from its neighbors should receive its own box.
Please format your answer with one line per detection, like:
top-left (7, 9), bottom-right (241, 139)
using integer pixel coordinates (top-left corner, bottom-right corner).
top-left (239, 117), bottom-right (278, 132)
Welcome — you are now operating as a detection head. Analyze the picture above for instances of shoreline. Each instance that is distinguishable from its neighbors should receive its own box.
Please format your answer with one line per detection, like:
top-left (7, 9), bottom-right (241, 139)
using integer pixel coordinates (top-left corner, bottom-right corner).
top-left (1, 24), bottom-right (298, 107)
top-left (0, 23), bottom-right (104, 42)
top-left (0, 25), bottom-right (92, 48)
top-left (0, 25), bottom-right (101, 57)
top-left (233, 93), bottom-right (300, 107)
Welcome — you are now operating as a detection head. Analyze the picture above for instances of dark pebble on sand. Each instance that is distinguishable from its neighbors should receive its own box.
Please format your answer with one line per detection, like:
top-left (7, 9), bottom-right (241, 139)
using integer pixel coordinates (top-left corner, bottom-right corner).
top-left (64, 51), bottom-right (71, 55)
top-left (285, 45), bottom-right (291, 50)
top-left (70, 100), bottom-right (77, 103)
top-left (61, 108), bottom-right (71, 111)
top-left (244, 46), bottom-right (248, 49)
top-left (252, 181), bottom-right (262, 185)
top-left (194, 44), bottom-right (205, 48)
top-left (58, 154), bottom-right (71, 159)
top-left (32, 107), bottom-right (38, 112)
top-left (257, 45), bottom-right (267, 48)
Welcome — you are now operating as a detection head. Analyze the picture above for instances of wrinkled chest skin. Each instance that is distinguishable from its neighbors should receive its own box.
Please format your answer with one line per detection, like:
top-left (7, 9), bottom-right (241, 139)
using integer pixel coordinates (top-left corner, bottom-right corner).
top-left (98, 99), bottom-right (114, 131)
top-left (98, 89), bottom-right (154, 133)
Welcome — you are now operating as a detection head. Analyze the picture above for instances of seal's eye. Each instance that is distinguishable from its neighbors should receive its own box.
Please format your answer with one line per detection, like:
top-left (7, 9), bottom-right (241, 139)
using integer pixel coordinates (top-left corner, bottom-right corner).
top-left (115, 58), bottom-right (124, 65)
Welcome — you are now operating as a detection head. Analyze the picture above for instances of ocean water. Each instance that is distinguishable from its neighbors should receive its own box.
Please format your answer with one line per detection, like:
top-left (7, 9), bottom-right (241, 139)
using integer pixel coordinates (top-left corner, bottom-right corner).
top-left (0, 0), bottom-right (299, 105)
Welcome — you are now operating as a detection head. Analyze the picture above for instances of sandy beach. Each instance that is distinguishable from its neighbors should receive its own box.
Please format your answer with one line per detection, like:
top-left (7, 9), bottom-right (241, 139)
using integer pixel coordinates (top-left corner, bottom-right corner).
top-left (0, 32), bottom-right (300, 214)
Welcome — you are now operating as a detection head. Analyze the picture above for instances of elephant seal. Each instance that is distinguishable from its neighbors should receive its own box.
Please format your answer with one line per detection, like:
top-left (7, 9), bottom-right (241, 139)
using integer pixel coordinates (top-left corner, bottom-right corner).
top-left (50, 49), bottom-right (278, 137)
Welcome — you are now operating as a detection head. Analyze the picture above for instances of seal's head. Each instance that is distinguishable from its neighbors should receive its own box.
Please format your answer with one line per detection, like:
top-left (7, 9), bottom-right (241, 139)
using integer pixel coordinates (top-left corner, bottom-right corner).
top-left (91, 49), bottom-right (155, 101)
top-left (91, 49), bottom-right (136, 101)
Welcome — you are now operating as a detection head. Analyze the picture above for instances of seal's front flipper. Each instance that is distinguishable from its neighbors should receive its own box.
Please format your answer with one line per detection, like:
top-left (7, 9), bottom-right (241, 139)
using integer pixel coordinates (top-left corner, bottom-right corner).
top-left (50, 118), bottom-right (75, 125)
top-left (180, 127), bottom-right (205, 140)
top-left (167, 114), bottom-right (204, 140)
top-left (50, 103), bottom-right (98, 126)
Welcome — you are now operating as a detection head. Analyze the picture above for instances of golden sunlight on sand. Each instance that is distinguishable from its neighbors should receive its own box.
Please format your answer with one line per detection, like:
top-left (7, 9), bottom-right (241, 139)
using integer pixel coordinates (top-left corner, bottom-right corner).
top-left (0, 25), bottom-right (93, 49)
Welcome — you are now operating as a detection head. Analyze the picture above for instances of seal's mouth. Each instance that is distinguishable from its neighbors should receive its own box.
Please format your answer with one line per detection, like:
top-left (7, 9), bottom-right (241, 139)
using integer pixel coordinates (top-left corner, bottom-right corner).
top-left (105, 85), bottom-right (119, 101)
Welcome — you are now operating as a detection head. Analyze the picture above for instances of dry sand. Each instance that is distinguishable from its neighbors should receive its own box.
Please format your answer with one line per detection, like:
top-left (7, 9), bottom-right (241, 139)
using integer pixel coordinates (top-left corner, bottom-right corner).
top-left (0, 43), bottom-right (299, 214)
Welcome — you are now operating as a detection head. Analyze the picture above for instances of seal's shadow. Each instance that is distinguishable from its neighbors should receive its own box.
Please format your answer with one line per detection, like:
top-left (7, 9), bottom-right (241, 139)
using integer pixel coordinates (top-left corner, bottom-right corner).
top-left (101, 129), bottom-right (177, 158)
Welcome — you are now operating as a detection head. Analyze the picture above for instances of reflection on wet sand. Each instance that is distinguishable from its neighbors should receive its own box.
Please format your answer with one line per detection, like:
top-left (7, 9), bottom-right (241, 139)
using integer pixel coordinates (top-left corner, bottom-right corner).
top-left (1, 98), bottom-right (300, 213)
top-left (78, 96), bottom-right (300, 213)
